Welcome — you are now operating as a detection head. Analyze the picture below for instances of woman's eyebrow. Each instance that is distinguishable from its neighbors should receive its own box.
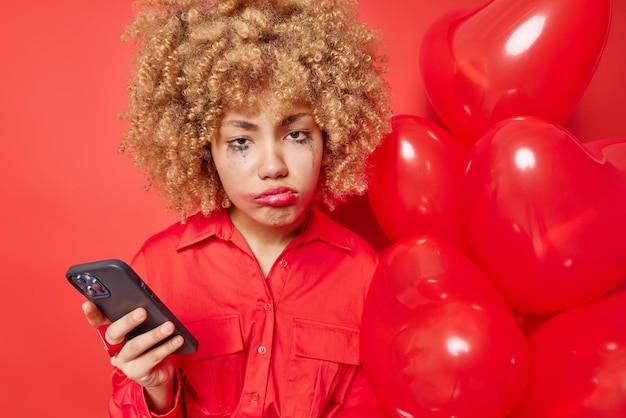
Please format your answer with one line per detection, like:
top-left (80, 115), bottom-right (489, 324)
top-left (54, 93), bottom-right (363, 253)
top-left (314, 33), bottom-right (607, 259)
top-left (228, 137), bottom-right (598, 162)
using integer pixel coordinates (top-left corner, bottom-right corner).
top-left (280, 113), bottom-right (312, 126)
top-left (221, 113), bottom-right (312, 129)
top-left (222, 120), bottom-right (258, 130)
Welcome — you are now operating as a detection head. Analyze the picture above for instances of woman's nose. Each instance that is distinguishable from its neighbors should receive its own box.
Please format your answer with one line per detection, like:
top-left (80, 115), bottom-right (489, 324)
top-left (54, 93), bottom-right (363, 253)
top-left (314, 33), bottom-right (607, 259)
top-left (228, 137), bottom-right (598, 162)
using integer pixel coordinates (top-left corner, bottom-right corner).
top-left (258, 142), bottom-right (288, 179)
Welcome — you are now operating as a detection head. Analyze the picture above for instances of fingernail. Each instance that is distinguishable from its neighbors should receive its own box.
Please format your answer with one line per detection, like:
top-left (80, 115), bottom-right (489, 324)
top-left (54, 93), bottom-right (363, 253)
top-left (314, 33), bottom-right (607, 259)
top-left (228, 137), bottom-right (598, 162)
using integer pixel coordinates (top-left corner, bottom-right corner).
top-left (133, 310), bottom-right (144, 321)
top-left (172, 336), bottom-right (183, 347)
top-left (160, 322), bottom-right (173, 333)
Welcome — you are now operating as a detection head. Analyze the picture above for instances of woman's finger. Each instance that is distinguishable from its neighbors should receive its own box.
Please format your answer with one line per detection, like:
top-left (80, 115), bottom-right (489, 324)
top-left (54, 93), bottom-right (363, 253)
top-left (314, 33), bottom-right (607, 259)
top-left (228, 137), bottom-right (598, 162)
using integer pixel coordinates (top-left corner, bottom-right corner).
top-left (82, 301), bottom-right (109, 328)
top-left (105, 307), bottom-right (147, 345)
top-left (115, 320), bottom-right (179, 361)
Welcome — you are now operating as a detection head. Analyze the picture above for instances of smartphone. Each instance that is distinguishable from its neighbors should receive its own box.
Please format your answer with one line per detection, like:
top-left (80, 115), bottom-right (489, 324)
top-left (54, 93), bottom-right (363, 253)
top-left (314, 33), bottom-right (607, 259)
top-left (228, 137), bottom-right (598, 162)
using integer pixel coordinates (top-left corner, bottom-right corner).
top-left (66, 259), bottom-right (198, 354)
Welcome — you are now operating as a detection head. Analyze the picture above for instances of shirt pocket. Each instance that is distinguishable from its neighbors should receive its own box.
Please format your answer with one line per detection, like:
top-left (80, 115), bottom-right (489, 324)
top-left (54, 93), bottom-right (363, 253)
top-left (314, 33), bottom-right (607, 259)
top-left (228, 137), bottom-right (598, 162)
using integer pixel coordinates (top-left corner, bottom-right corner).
top-left (176, 314), bottom-right (245, 415)
top-left (285, 318), bottom-right (361, 417)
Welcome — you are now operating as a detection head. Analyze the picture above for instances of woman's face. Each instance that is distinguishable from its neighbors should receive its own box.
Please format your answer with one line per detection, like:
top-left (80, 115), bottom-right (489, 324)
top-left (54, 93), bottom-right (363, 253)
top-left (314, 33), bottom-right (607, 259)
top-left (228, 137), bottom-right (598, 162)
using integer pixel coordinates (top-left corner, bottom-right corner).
top-left (211, 99), bottom-right (324, 234)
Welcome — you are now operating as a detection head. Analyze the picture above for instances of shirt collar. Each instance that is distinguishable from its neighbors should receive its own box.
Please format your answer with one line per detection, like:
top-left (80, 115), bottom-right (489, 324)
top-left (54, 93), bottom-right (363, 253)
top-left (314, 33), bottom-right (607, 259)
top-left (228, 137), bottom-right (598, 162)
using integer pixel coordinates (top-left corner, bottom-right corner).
top-left (175, 209), bottom-right (235, 250)
top-left (175, 207), bottom-right (352, 252)
top-left (291, 207), bottom-right (352, 251)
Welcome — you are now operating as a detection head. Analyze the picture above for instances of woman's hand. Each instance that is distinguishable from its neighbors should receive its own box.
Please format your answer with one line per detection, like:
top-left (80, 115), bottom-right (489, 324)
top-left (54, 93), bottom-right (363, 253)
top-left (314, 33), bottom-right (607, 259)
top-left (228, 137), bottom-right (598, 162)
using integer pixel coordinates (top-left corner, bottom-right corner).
top-left (82, 301), bottom-right (184, 413)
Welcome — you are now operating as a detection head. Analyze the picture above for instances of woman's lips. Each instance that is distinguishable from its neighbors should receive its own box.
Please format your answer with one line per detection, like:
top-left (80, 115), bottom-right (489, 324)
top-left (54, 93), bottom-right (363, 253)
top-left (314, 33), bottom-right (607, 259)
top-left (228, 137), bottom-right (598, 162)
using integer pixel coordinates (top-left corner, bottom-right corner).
top-left (253, 187), bottom-right (298, 207)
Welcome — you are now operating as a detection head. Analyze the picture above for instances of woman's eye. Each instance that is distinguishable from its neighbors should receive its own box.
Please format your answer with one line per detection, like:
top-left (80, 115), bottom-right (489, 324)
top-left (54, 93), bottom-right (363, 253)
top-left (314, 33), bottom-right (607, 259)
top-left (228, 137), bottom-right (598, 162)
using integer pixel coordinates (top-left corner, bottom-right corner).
top-left (227, 137), bottom-right (250, 151)
top-left (287, 130), bottom-right (310, 142)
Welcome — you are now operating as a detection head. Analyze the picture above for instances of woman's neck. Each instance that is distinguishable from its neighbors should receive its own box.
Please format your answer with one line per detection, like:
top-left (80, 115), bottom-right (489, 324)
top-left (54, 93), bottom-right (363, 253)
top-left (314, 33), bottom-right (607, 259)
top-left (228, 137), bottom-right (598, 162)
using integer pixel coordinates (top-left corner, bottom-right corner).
top-left (228, 208), bottom-right (309, 276)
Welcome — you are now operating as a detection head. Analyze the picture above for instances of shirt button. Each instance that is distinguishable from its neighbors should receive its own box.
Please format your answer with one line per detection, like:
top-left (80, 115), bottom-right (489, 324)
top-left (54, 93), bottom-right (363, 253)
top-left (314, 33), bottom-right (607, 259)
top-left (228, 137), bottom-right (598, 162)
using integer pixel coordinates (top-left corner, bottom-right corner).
top-left (263, 302), bottom-right (273, 311)
top-left (251, 392), bottom-right (260, 403)
top-left (257, 345), bottom-right (267, 355)
top-left (279, 259), bottom-right (288, 268)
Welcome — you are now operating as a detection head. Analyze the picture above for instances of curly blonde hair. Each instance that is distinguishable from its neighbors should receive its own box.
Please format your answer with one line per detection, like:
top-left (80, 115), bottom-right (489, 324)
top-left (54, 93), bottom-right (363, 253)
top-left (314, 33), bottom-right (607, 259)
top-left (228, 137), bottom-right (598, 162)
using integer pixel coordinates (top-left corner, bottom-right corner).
top-left (120, 0), bottom-right (391, 218)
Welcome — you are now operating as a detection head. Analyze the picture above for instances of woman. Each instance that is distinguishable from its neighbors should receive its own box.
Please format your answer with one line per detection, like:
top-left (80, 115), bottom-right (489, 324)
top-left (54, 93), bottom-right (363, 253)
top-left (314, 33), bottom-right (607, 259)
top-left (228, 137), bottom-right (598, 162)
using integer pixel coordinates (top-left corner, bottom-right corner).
top-left (82, 0), bottom-right (391, 416)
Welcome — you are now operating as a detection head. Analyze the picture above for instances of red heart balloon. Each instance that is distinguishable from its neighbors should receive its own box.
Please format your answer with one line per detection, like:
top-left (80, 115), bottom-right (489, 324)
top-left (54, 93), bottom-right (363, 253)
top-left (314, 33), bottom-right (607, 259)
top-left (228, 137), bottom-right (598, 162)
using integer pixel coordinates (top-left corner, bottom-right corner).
top-left (368, 115), bottom-right (469, 250)
top-left (462, 116), bottom-right (626, 313)
top-left (510, 290), bottom-right (626, 417)
top-left (419, 0), bottom-right (612, 147)
top-left (361, 236), bottom-right (528, 418)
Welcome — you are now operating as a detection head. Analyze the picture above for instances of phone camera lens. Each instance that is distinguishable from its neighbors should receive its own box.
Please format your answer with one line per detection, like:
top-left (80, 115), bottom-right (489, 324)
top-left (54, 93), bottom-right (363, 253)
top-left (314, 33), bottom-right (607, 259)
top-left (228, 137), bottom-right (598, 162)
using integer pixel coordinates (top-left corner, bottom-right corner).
top-left (72, 272), bottom-right (109, 299)
top-left (73, 275), bottom-right (86, 287)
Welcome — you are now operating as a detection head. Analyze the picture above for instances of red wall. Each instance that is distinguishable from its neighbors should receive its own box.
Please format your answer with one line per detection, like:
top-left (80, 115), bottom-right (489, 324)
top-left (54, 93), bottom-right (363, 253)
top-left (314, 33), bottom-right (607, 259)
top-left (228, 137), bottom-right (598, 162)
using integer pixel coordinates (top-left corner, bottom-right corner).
top-left (1, 1), bottom-right (624, 416)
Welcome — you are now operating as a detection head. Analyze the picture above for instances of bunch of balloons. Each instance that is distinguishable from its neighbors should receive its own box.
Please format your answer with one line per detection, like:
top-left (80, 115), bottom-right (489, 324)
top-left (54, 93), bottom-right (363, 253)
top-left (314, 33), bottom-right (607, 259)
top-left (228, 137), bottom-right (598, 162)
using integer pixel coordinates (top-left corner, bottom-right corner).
top-left (344, 0), bottom-right (626, 416)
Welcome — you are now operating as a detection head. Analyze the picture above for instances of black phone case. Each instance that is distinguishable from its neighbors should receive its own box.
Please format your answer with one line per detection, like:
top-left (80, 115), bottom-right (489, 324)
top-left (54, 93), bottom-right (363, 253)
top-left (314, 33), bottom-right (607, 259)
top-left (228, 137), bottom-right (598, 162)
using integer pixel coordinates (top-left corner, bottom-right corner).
top-left (66, 259), bottom-right (198, 354)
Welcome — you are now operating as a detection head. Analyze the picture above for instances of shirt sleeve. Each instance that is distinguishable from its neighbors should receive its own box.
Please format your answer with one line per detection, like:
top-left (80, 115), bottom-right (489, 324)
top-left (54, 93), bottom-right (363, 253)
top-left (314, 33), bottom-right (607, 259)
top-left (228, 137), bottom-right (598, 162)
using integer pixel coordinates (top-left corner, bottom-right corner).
top-left (108, 368), bottom-right (186, 418)
top-left (109, 366), bottom-right (215, 418)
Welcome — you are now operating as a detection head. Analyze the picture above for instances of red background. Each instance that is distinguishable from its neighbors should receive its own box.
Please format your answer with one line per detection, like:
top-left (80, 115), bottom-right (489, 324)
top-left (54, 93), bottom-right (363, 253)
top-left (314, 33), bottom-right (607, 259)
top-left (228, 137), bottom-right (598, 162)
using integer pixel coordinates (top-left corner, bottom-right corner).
top-left (0, 1), bottom-right (624, 416)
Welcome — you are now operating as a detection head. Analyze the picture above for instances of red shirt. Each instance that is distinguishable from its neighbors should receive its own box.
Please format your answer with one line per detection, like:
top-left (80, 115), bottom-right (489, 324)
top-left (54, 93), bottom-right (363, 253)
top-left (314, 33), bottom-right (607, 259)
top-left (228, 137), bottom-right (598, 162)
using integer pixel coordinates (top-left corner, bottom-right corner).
top-left (108, 207), bottom-right (380, 417)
